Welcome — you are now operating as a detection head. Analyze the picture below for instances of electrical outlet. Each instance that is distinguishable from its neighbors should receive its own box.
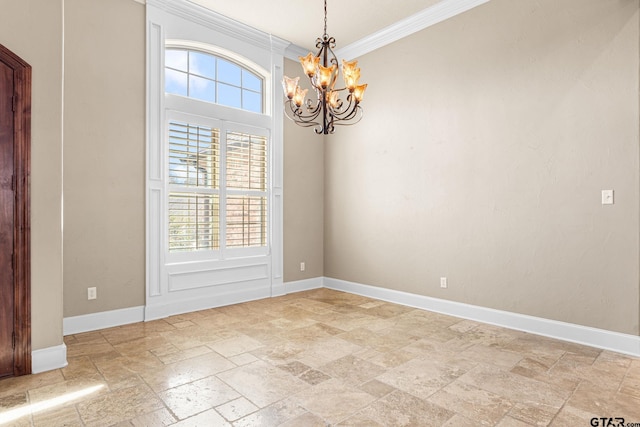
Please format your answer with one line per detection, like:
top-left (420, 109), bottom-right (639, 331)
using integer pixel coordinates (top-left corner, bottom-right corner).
top-left (440, 277), bottom-right (447, 289)
top-left (601, 189), bottom-right (614, 205)
top-left (88, 287), bottom-right (97, 300)
top-left (300, 262), bottom-right (306, 272)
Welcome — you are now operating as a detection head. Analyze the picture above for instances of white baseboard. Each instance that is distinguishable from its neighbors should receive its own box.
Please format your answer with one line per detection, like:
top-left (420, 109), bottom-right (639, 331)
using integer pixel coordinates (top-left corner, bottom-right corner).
top-left (324, 277), bottom-right (640, 357)
top-left (62, 278), bottom-right (321, 337)
top-left (284, 277), bottom-right (324, 294)
top-left (272, 281), bottom-right (286, 297)
top-left (32, 344), bottom-right (68, 373)
top-left (59, 276), bottom-right (639, 358)
top-left (145, 285), bottom-right (272, 321)
top-left (63, 306), bottom-right (145, 336)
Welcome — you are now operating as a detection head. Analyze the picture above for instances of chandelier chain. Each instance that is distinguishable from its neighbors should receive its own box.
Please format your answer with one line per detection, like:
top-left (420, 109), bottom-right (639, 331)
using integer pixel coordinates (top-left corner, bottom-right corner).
top-left (323, 0), bottom-right (328, 37)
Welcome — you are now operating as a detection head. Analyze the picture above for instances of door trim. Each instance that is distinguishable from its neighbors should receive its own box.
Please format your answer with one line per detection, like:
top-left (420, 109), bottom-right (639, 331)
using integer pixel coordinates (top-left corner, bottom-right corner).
top-left (0, 43), bottom-right (31, 377)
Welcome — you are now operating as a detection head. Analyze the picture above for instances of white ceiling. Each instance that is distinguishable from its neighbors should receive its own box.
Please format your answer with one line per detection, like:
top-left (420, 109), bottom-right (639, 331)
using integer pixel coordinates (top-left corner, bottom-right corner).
top-left (188, 0), bottom-right (444, 50)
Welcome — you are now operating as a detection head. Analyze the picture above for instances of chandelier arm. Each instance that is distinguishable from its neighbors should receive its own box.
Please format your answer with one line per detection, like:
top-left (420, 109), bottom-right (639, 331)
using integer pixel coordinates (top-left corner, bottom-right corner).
top-left (340, 105), bottom-right (361, 121)
top-left (331, 102), bottom-right (363, 123)
top-left (284, 100), bottom-right (325, 128)
top-left (331, 107), bottom-right (364, 127)
top-left (329, 96), bottom-right (359, 120)
top-left (286, 99), bottom-right (322, 121)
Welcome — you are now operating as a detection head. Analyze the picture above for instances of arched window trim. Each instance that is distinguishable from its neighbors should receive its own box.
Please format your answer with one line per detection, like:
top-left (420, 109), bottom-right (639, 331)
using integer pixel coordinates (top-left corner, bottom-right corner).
top-left (165, 40), bottom-right (272, 116)
top-left (146, 0), bottom-right (288, 321)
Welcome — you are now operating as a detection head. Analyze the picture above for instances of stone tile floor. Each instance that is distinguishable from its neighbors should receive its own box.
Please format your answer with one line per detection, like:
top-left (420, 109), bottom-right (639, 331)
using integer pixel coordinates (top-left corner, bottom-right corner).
top-left (1, 289), bottom-right (639, 426)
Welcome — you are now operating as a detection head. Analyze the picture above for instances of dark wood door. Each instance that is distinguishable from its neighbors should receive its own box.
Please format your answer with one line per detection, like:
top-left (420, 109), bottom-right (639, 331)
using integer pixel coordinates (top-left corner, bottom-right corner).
top-left (0, 43), bottom-right (30, 379)
top-left (0, 59), bottom-right (15, 378)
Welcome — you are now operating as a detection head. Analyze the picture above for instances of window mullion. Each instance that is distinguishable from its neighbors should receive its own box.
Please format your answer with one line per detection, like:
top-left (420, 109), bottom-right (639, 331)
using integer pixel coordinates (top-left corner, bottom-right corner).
top-left (219, 124), bottom-right (228, 256)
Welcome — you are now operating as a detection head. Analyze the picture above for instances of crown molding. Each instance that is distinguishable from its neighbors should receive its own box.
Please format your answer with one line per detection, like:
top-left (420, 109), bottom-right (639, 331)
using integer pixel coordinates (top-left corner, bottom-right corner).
top-left (146, 0), bottom-right (489, 60)
top-left (147, 0), bottom-right (290, 54)
top-left (336, 0), bottom-right (490, 60)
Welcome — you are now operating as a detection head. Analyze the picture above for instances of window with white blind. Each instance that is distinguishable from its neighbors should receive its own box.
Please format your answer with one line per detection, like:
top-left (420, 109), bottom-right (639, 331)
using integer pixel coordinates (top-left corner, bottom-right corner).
top-left (167, 116), bottom-right (269, 256)
top-left (163, 47), bottom-right (271, 258)
top-left (167, 121), bottom-right (220, 252)
top-left (226, 132), bottom-right (268, 248)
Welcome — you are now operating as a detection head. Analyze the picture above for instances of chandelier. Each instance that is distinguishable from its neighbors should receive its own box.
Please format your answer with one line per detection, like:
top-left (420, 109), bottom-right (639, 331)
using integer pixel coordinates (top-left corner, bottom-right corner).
top-left (281, 0), bottom-right (368, 135)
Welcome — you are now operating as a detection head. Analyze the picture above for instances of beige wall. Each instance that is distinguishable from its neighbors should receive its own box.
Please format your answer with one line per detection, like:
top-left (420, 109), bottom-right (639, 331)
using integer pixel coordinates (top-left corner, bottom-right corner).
top-left (0, 0), bottom-right (64, 350)
top-left (63, 0), bottom-right (145, 317)
top-left (61, 3), bottom-right (324, 311)
top-left (283, 59), bottom-right (325, 282)
top-left (4, 0), bottom-right (638, 355)
top-left (61, 3), bottom-right (323, 315)
top-left (325, 0), bottom-right (640, 335)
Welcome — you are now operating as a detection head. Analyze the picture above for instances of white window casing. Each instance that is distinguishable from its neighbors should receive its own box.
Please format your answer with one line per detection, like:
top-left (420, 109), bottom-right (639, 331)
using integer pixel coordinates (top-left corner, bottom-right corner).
top-left (146, 0), bottom-right (288, 320)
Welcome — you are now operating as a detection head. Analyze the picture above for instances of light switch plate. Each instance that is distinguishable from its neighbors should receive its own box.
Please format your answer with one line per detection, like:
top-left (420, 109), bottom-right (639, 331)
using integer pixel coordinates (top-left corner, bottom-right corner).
top-left (601, 190), bottom-right (614, 205)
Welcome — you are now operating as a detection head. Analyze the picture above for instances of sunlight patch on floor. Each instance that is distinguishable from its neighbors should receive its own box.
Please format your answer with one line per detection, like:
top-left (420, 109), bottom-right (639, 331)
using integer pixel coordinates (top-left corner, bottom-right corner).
top-left (0, 384), bottom-right (104, 425)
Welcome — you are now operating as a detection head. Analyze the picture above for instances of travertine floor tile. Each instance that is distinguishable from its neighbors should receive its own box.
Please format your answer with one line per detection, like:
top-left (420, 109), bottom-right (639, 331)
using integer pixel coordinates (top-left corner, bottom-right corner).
top-left (28, 377), bottom-right (109, 407)
top-left (207, 334), bottom-right (264, 358)
top-left (550, 405), bottom-right (598, 426)
top-left (337, 413), bottom-right (385, 426)
top-left (0, 392), bottom-right (28, 412)
top-left (459, 344), bottom-right (523, 368)
top-left (227, 352), bottom-right (260, 366)
top-left (294, 336), bottom-right (363, 368)
top-left (128, 407), bottom-right (176, 426)
top-left (458, 363), bottom-right (571, 408)
top-left (61, 356), bottom-right (99, 380)
top-left (376, 357), bottom-right (469, 400)
top-left (367, 348), bottom-right (416, 369)
top-left (320, 355), bottom-right (386, 385)
top-left (277, 361), bottom-right (312, 376)
top-left (65, 340), bottom-right (117, 360)
top-left (215, 396), bottom-right (258, 421)
top-left (158, 375), bottom-right (239, 420)
top-left (565, 380), bottom-right (617, 415)
top-left (495, 416), bottom-right (534, 427)
top-left (0, 289), bottom-right (637, 426)
top-left (298, 368), bottom-right (331, 385)
top-left (169, 408), bottom-right (230, 427)
top-left (77, 383), bottom-right (163, 426)
top-left (156, 345), bottom-right (213, 364)
top-left (232, 399), bottom-right (306, 427)
top-left (507, 401), bottom-right (558, 426)
top-left (620, 376), bottom-right (640, 400)
top-left (288, 378), bottom-right (377, 424)
top-left (355, 389), bottom-right (455, 427)
top-left (32, 405), bottom-right (83, 427)
top-left (449, 319), bottom-right (481, 333)
top-left (216, 360), bottom-right (308, 408)
top-left (279, 411), bottom-right (328, 427)
top-left (428, 380), bottom-right (513, 425)
top-left (358, 379), bottom-right (396, 398)
top-left (278, 322), bottom-right (344, 344)
top-left (442, 414), bottom-right (484, 427)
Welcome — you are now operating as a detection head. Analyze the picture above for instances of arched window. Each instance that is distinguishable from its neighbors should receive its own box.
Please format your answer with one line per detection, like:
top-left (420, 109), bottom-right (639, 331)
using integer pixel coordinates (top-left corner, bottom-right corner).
top-left (146, 1), bottom-right (287, 319)
top-left (164, 45), bottom-right (270, 258)
top-left (165, 49), bottom-right (264, 113)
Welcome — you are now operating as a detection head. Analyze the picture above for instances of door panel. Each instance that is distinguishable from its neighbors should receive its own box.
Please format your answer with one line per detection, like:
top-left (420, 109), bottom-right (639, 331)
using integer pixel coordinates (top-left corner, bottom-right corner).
top-left (0, 60), bottom-right (14, 378)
